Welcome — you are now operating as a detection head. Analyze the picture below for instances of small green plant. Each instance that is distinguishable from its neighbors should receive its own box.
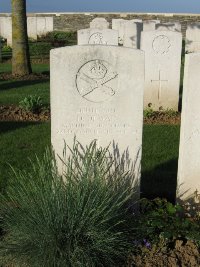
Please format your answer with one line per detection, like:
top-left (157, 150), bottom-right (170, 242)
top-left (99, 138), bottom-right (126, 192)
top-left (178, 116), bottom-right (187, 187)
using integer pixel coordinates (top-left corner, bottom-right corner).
top-left (143, 107), bottom-right (154, 119)
top-left (28, 42), bottom-right (52, 57)
top-left (134, 198), bottom-right (200, 247)
top-left (0, 140), bottom-right (138, 267)
top-left (19, 95), bottom-right (43, 113)
top-left (164, 108), bottom-right (179, 118)
top-left (2, 45), bottom-right (12, 53)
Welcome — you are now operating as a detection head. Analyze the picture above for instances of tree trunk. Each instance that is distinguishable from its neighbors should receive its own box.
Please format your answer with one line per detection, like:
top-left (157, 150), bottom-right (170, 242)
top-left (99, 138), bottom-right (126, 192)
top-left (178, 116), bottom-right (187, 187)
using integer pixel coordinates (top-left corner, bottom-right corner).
top-left (12, 0), bottom-right (32, 75)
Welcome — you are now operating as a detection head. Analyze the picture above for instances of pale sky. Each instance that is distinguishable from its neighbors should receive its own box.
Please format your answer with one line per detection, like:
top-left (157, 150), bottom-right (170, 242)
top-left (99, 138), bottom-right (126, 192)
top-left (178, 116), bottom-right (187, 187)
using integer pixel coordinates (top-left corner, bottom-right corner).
top-left (1, 0), bottom-right (200, 13)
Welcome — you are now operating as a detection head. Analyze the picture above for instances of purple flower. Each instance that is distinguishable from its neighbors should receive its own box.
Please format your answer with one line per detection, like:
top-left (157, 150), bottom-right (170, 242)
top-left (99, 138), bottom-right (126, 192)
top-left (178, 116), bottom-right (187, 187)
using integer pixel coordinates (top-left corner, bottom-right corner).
top-left (143, 239), bottom-right (151, 249)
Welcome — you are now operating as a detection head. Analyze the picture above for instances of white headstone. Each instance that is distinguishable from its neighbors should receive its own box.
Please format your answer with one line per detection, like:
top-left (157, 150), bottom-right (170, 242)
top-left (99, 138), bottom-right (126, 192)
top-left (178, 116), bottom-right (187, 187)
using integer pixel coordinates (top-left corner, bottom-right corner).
top-left (0, 17), bottom-right (12, 46)
top-left (123, 21), bottom-right (142, 49)
top-left (177, 53), bottom-right (200, 201)
top-left (78, 29), bottom-right (118, 45)
top-left (185, 23), bottom-right (200, 53)
top-left (141, 30), bottom-right (182, 110)
top-left (112, 19), bottom-right (142, 46)
top-left (131, 19), bottom-right (143, 23)
top-left (51, 45), bottom-right (144, 186)
top-left (36, 17), bottom-right (53, 37)
top-left (112, 19), bottom-right (126, 44)
top-left (156, 22), bottom-right (181, 32)
top-left (143, 20), bottom-right (160, 31)
top-left (27, 17), bottom-right (37, 39)
top-left (90, 18), bottom-right (109, 29)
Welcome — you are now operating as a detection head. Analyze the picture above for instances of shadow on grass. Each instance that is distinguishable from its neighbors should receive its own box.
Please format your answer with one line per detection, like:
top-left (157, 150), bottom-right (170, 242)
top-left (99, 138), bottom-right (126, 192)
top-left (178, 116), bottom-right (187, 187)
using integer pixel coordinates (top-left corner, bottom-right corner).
top-left (0, 121), bottom-right (43, 134)
top-left (141, 158), bottom-right (178, 203)
top-left (0, 79), bottom-right (49, 91)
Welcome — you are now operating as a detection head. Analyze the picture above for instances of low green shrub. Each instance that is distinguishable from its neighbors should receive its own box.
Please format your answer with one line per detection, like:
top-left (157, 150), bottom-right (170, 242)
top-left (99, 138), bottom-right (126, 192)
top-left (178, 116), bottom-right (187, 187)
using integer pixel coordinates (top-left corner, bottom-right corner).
top-left (0, 140), bottom-right (138, 267)
top-left (19, 95), bottom-right (43, 113)
top-left (143, 107), bottom-right (154, 118)
top-left (164, 108), bottom-right (179, 118)
top-left (2, 45), bottom-right (12, 53)
top-left (28, 42), bottom-right (52, 57)
top-left (133, 198), bottom-right (200, 248)
top-left (38, 31), bottom-right (77, 46)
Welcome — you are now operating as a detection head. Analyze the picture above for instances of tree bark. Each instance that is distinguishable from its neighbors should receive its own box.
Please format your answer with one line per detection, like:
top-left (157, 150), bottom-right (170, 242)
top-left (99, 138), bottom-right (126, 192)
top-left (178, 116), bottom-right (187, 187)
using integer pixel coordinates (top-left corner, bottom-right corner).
top-left (12, 0), bottom-right (32, 75)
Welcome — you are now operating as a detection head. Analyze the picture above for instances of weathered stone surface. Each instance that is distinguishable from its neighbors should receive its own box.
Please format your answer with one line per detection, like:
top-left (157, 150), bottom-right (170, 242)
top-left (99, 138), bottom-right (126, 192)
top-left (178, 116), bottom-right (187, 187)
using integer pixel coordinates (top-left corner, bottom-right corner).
top-left (131, 19), bottom-right (143, 22)
top-left (185, 23), bottom-right (200, 53)
top-left (143, 20), bottom-right (160, 31)
top-left (156, 22), bottom-right (181, 32)
top-left (0, 16), bottom-right (53, 45)
top-left (27, 17), bottom-right (37, 39)
top-left (0, 17), bottom-right (12, 45)
top-left (177, 53), bottom-right (200, 201)
top-left (141, 30), bottom-right (182, 110)
top-left (123, 21), bottom-right (143, 48)
top-left (51, 45), bottom-right (144, 186)
top-left (90, 17), bottom-right (109, 29)
top-left (112, 19), bottom-right (142, 46)
top-left (112, 19), bottom-right (126, 44)
top-left (36, 17), bottom-right (54, 36)
top-left (77, 28), bottom-right (118, 45)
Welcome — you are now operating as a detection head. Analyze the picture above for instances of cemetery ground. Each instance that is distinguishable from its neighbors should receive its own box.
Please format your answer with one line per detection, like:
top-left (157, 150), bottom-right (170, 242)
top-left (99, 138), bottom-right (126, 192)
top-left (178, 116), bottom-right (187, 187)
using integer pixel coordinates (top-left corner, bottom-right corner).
top-left (0, 63), bottom-right (200, 266)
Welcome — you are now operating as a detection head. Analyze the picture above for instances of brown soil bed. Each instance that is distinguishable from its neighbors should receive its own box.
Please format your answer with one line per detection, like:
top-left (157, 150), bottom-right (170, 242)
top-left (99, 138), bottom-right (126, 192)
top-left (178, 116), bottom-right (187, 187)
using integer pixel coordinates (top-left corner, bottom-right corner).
top-left (0, 105), bottom-right (50, 122)
top-left (127, 239), bottom-right (200, 267)
top-left (0, 105), bottom-right (181, 124)
top-left (144, 111), bottom-right (181, 125)
top-left (0, 72), bottom-right (49, 81)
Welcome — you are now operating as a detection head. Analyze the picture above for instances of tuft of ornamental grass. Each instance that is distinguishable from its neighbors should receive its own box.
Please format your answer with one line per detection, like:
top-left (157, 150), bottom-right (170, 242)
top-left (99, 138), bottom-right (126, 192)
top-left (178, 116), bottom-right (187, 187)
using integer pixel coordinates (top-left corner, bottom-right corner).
top-left (0, 140), bottom-right (139, 267)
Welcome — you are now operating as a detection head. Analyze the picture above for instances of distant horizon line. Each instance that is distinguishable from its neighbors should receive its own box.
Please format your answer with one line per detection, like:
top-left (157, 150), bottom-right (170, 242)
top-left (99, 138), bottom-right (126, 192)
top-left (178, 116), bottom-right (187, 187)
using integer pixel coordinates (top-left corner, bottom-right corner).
top-left (0, 11), bottom-right (200, 16)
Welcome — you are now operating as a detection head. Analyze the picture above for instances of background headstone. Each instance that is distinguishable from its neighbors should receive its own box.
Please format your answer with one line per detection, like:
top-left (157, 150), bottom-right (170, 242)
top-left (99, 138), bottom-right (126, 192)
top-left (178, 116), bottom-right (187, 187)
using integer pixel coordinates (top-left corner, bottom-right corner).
top-left (0, 17), bottom-right (12, 46)
top-left (143, 20), bottom-right (160, 31)
top-left (156, 22), bottom-right (181, 32)
top-left (112, 19), bottom-right (126, 44)
top-left (141, 30), bottom-right (182, 110)
top-left (78, 29), bottom-right (118, 45)
top-left (27, 17), bottom-right (37, 39)
top-left (90, 18), bottom-right (109, 29)
top-left (123, 21), bottom-right (142, 49)
top-left (185, 23), bottom-right (200, 53)
top-left (131, 19), bottom-right (143, 23)
top-left (36, 17), bottom-right (53, 37)
top-left (177, 53), bottom-right (200, 201)
top-left (51, 45), bottom-right (144, 186)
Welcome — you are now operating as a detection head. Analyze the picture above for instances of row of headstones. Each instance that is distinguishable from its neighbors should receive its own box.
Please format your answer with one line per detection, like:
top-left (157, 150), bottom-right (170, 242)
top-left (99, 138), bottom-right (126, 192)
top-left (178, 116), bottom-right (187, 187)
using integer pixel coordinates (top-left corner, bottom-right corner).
top-left (50, 33), bottom-right (200, 202)
top-left (78, 17), bottom-right (182, 111)
top-left (82, 18), bottom-right (200, 54)
top-left (79, 17), bottom-right (181, 49)
top-left (0, 16), bottom-right (54, 45)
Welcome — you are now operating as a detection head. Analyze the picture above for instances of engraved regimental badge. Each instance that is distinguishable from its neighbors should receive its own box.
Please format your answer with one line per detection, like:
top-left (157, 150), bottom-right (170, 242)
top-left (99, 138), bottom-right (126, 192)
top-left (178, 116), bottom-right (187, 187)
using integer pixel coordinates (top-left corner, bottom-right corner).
top-left (152, 35), bottom-right (171, 55)
top-left (76, 60), bottom-right (118, 103)
top-left (88, 33), bottom-right (108, 45)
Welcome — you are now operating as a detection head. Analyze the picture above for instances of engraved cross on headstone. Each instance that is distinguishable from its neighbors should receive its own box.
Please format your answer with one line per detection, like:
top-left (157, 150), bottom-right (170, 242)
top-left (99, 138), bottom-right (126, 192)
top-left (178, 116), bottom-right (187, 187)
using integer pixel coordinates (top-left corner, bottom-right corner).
top-left (151, 70), bottom-right (168, 100)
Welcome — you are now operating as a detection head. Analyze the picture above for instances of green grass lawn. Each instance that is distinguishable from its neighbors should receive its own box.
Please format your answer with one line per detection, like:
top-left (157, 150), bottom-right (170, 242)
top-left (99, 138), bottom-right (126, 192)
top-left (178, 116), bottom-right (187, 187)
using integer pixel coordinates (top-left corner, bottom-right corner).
top-left (0, 63), bottom-right (180, 201)
top-left (0, 63), bottom-right (50, 105)
top-left (0, 122), bottom-right (180, 201)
